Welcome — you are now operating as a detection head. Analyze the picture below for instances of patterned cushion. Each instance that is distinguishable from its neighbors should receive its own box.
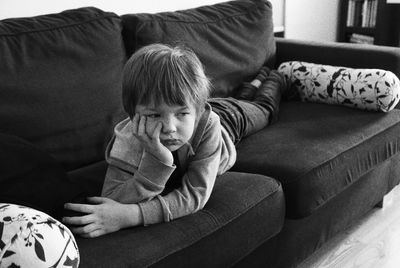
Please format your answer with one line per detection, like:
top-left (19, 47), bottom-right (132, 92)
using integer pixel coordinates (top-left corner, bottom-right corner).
top-left (0, 204), bottom-right (79, 268)
top-left (278, 61), bottom-right (400, 112)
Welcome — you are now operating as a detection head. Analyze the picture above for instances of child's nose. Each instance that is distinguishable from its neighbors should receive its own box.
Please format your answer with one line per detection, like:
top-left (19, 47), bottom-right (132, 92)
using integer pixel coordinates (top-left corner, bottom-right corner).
top-left (161, 117), bottom-right (177, 134)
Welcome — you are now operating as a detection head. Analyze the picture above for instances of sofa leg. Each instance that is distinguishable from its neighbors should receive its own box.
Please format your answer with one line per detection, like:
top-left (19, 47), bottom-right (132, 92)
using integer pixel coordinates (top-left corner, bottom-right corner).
top-left (375, 199), bottom-right (384, 208)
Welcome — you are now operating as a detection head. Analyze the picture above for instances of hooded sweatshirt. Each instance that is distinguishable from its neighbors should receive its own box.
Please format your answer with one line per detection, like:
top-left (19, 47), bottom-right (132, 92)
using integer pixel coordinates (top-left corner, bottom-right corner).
top-left (101, 103), bottom-right (236, 225)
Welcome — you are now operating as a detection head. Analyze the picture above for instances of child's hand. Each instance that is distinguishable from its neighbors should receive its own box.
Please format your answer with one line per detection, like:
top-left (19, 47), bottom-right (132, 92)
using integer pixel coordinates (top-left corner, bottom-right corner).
top-left (62, 197), bottom-right (143, 238)
top-left (132, 113), bottom-right (173, 166)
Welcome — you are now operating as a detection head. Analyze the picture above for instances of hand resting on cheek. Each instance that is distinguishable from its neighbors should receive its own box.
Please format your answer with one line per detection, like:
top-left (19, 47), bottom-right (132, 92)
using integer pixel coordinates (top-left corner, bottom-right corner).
top-left (131, 113), bottom-right (174, 166)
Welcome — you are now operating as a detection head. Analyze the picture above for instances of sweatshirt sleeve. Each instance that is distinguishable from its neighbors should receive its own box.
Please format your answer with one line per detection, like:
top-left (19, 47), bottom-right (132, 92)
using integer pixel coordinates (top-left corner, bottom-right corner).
top-left (138, 113), bottom-right (223, 225)
top-left (102, 140), bottom-right (176, 204)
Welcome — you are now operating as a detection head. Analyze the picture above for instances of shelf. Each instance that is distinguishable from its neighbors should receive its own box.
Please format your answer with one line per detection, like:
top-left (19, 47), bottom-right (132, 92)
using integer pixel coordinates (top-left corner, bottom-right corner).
top-left (274, 26), bottom-right (285, 33)
top-left (338, 0), bottom-right (400, 46)
top-left (344, 26), bottom-right (374, 35)
top-left (274, 25), bottom-right (285, 37)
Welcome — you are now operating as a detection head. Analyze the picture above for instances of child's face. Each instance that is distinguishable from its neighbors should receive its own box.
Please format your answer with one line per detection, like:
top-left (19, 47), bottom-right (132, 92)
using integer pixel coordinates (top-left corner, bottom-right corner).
top-left (134, 101), bottom-right (197, 152)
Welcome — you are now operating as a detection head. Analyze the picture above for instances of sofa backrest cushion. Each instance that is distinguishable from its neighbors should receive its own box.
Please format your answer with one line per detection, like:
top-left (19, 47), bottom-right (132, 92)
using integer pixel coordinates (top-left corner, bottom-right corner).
top-left (0, 7), bottom-right (127, 170)
top-left (121, 0), bottom-right (275, 97)
top-left (0, 134), bottom-right (85, 220)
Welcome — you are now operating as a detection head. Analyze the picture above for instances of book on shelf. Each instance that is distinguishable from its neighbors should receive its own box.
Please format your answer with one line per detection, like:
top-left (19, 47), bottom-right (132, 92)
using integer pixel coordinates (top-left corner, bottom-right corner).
top-left (348, 33), bottom-right (375, 44)
top-left (346, 0), bottom-right (378, 28)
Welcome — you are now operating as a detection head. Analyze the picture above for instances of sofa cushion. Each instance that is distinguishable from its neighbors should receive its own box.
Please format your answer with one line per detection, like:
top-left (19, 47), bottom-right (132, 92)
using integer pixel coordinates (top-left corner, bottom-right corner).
top-left (0, 7), bottom-right (127, 170)
top-left (67, 160), bottom-right (108, 197)
top-left (233, 101), bottom-right (400, 218)
top-left (278, 61), bottom-right (400, 112)
top-left (75, 171), bottom-right (285, 267)
top-left (0, 134), bottom-right (85, 220)
top-left (121, 0), bottom-right (275, 97)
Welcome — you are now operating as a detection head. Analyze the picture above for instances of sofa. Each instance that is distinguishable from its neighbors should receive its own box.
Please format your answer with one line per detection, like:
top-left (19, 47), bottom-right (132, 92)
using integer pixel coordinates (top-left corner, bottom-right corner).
top-left (1, 0), bottom-right (400, 267)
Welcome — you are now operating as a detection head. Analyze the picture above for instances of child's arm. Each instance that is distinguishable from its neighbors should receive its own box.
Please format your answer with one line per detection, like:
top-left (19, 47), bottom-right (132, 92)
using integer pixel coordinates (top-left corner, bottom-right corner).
top-left (102, 152), bottom-right (174, 203)
top-left (62, 119), bottom-right (178, 237)
top-left (102, 115), bottom-right (176, 203)
top-left (138, 113), bottom-right (224, 225)
top-left (64, 112), bottom-right (225, 234)
top-left (63, 197), bottom-right (143, 238)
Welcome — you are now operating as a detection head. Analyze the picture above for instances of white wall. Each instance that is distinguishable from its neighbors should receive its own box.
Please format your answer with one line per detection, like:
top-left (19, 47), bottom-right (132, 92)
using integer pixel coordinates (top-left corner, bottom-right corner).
top-left (0, 0), bottom-right (225, 19)
top-left (269, 0), bottom-right (286, 31)
top-left (1, 0), bottom-right (286, 30)
top-left (285, 0), bottom-right (340, 42)
top-left (1, 0), bottom-right (337, 43)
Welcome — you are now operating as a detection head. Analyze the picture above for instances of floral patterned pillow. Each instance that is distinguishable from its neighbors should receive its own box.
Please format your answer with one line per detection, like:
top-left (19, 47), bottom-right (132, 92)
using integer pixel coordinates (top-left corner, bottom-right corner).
top-left (278, 61), bottom-right (400, 112)
top-left (0, 203), bottom-right (79, 268)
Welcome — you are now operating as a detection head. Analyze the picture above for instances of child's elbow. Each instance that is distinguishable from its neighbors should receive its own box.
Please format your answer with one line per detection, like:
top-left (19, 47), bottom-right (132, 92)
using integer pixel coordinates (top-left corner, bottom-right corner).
top-left (189, 188), bottom-right (211, 213)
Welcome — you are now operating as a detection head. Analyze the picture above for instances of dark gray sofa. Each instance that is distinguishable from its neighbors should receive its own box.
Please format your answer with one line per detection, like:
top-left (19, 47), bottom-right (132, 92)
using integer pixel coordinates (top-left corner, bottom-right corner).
top-left (1, 1), bottom-right (400, 267)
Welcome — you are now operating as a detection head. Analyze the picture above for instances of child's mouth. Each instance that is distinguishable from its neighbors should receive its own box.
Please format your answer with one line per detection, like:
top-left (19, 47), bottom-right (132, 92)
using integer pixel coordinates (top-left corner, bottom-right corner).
top-left (161, 139), bottom-right (181, 146)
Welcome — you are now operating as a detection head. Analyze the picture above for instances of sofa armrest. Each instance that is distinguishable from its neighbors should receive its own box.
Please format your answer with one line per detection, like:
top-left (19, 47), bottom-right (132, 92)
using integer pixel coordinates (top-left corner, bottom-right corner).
top-left (275, 37), bottom-right (400, 77)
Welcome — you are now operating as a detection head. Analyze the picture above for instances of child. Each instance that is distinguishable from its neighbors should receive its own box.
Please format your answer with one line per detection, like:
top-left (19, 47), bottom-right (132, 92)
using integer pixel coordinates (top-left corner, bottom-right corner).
top-left (63, 43), bottom-right (288, 238)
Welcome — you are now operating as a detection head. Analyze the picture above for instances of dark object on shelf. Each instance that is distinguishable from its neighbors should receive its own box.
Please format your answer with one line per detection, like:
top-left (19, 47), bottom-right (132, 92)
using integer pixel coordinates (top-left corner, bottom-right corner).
top-left (338, 0), bottom-right (400, 46)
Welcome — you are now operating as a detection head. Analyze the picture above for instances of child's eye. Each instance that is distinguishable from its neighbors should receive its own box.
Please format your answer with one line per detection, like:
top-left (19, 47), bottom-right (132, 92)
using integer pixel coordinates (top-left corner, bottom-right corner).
top-left (146, 114), bottom-right (160, 119)
top-left (177, 112), bottom-right (190, 117)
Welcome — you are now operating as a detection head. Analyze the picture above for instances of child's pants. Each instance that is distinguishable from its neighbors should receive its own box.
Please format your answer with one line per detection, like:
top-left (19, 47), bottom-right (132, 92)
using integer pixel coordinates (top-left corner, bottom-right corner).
top-left (209, 72), bottom-right (283, 145)
top-left (209, 98), bottom-right (272, 145)
top-left (209, 69), bottom-right (285, 145)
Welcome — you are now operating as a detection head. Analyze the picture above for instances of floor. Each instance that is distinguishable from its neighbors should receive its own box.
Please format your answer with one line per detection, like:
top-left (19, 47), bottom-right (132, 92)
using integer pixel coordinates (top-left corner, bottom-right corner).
top-left (298, 185), bottom-right (400, 268)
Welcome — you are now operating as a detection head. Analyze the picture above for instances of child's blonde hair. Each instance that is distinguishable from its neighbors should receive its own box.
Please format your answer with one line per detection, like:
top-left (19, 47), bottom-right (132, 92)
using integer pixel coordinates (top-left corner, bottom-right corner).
top-left (122, 43), bottom-right (210, 118)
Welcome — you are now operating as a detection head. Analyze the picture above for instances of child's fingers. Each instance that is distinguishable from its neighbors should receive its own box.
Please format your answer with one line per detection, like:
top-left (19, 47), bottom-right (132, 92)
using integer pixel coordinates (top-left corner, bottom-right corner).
top-left (151, 122), bottom-right (162, 141)
top-left (80, 229), bottom-right (106, 238)
top-left (70, 223), bottom-right (100, 236)
top-left (138, 115), bottom-right (147, 136)
top-left (86, 196), bottom-right (109, 204)
top-left (131, 113), bottom-right (140, 134)
top-left (64, 203), bottom-right (94, 214)
top-left (63, 214), bottom-right (94, 226)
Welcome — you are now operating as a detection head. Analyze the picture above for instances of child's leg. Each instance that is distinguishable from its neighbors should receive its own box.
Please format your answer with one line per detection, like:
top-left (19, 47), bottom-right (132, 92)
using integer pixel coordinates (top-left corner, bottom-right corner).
top-left (252, 70), bottom-right (288, 124)
top-left (209, 97), bottom-right (270, 144)
top-left (235, 66), bottom-right (270, 100)
top-left (209, 70), bottom-right (288, 144)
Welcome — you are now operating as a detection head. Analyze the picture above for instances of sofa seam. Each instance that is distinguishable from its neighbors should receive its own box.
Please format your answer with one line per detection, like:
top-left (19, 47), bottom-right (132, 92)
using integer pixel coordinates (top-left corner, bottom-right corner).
top-left (231, 190), bottom-right (285, 267)
top-left (137, 11), bottom-right (264, 26)
top-left (231, 227), bottom-right (280, 267)
top-left (147, 179), bottom-right (283, 266)
top-left (285, 119), bottom-right (400, 187)
top-left (301, 154), bottom-right (398, 217)
top-left (132, 2), bottom-right (268, 26)
top-left (0, 13), bottom-right (119, 37)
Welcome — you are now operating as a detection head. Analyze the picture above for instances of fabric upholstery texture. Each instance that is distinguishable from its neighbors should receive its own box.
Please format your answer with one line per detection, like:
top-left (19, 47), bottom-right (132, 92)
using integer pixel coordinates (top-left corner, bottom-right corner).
top-left (233, 101), bottom-right (400, 218)
top-left (236, 154), bottom-right (400, 267)
top-left (67, 161), bottom-right (108, 198)
top-left (75, 172), bottom-right (285, 267)
top-left (278, 61), bottom-right (400, 112)
top-left (121, 0), bottom-right (275, 97)
top-left (0, 203), bottom-right (79, 268)
top-left (0, 7), bottom-right (127, 170)
top-left (0, 134), bottom-right (84, 221)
